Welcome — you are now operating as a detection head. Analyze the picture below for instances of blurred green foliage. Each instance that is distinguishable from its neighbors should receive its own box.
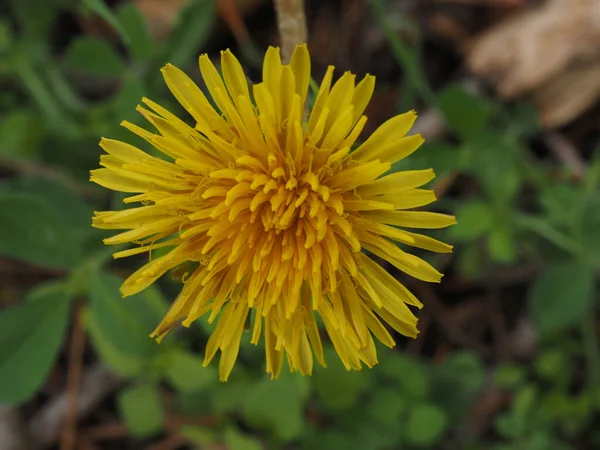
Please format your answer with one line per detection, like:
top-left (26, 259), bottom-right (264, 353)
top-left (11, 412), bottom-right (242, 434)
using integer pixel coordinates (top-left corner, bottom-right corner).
top-left (0, 0), bottom-right (599, 449)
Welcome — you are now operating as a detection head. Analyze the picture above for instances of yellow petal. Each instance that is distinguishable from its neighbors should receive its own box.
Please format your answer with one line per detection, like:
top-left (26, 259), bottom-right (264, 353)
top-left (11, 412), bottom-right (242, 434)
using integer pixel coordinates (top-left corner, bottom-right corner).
top-left (161, 63), bottom-right (230, 136)
top-left (221, 49), bottom-right (250, 104)
top-left (263, 47), bottom-right (283, 127)
top-left (324, 71), bottom-right (355, 128)
top-left (325, 160), bottom-right (391, 191)
top-left (351, 74), bottom-right (375, 125)
top-left (374, 189), bottom-right (437, 210)
top-left (307, 65), bottom-right (334, 134)
top-left (289, 43), bottom-right (311, 111)
top-left (343, 199), bottom-right (394, 211)
top-left (361, 238), bottom-right (443, 283)
top-left (377, 307), bottom-right (419, 338)
top-left (321, 105), bottom-right (354, 150)
top-left (90, 169), bottom-right (148, 193)
top-left (198, 54), bottom-right (237, 117)
top-left (362, 134), bottom-right (425, 164)
top-left (352, 110), bottom-right (418, 160)
top-left (280, 66), bottom-right (297, 126)
top-left (358, 168), bottom-right (435, 196)
top-left (357, 253), bottom-right (423, 308)
top-left (340, 115), bottom-right (368, 150)
top-left (361, 210), bottom-right (457, 229)
top-left (362, 304), bottom-right (396, 348)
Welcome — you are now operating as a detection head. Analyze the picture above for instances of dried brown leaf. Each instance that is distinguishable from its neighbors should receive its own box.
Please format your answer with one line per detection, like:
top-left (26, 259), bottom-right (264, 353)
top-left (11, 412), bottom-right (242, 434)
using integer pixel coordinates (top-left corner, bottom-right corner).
top-left (467, 0), bottom-right (600, 97)
top-left (534, 58), bottom-right (600, 128)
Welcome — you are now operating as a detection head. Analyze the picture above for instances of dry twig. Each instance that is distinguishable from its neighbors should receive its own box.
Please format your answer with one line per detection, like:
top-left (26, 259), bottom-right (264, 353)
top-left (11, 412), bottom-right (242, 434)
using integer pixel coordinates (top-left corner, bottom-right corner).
top-left (29, 364), bottom-right (123, 446)
top-left (60, 302), bottom-right (86, 450)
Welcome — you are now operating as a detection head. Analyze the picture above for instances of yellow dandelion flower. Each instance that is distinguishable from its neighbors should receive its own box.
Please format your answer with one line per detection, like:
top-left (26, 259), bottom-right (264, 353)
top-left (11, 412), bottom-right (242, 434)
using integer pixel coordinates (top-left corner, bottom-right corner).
top-left (91, 44), bottom-right (456, 381)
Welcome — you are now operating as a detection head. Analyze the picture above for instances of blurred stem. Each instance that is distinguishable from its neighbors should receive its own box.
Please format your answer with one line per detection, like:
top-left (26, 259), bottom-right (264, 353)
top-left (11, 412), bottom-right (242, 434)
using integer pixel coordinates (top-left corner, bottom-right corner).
top-left (273, 0), bottom-right (307, 63)
top-left (570, 145), bottom-right (600, 239)
top-left (14, 52), bottom-right (79, 139)
top-left (514, 213), bottom-right (583, 257)
top-left (582, 310), bottom-right (600, 389)
top-left (366, 0), bottom-right (436, 107)
top-left (217, 0), bottom-right (263, 67)
top-left (396, 77), bottom-right (418, 113)
top-left (45, 65), bottom-right (86, 113)
top-left (517, 148), bottom-right (564, 215)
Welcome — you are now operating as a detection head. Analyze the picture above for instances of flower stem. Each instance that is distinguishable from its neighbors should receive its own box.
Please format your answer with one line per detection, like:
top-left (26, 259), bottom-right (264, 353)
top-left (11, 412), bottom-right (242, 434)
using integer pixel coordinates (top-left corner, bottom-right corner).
top-left (273, 0), bottom-right (307, 63)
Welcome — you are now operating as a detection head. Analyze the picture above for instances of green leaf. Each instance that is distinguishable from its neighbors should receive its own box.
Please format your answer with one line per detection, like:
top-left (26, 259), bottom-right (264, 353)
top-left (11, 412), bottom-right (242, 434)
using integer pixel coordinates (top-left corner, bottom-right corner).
top-left (118, 383), bottom-right (164, 437)
top-left (450, 200), bottom-right (494, 242)
top-left (528, 262), bottom-right (595, 335)
top-left (540, 184), bottom-right (580, 226)
top-left (539, 390), bottom-right (572, 423)
top-left (176, 389), bottom-right (212, 416)
top-left (116, 3), bottom-right (155, 61)
top-left (405, 402), bottom-right (448, 447)
top-left (162, 0), bottom-right (216, 67)
top-left (313, 346), bottom-right (371, 410)
top-left (367, 388), bottom-right (407, 430)
top-left (305, 430), bottom-right (361, 450)
top-left (430, 351), bottom-right (484, 423)
top-left (455, 242), bottom-right (486, 279)
top-left (516, 213), bottom-right (580, 255)
top-left (0, 19), bottom-right (12, 54)
top-left (241, 373), bottom-right (308, 442)
top-left (0, 110), bottom-right (43, 160)
top-left (580, 196), bottom-right (600, 263)
top-left (82, 0), bottom-right (131, 45)
top-left (513, 384), bottom-right (538, 418)
top-left (45, 64), bottom-right (87, 113)
top-left (83, 307), bottom-right (145, 377)
top-left (87, 270), bottom-right (166, 373)
top-left (11, 0), bottom-right (62, 38)
top-left (111, 75), bottom-right (145, 122)
top-left (560, 393), bottom-right (594, 437)
top-left (164, 349), bottom-right (216, 392)
top-left (5, 176), bottom-right (93, 245)
top-left (379, 351), bottom-right (429, 399)
top-left (466, 131), bottom-right (520, 203)
top-left (524, 431), bottom-right (573, 450)
top-left (534, 350), bottom-right (568, 382)
top-left (64, 37), bottom-right (125, 78)
top-left (0, 282), bottom-right (71, 404)
top-left (438, 85), bottom-right (495, 140)
top-left (487, 225), bottom-right (516, 263)
top-left (179, 425), bottom-right (218, 445)
top-left (503, 101), bottom-right (540, 141)
top-left (210, 375), bottom-right (252, 414)
top-left (351, 418), bottom-right (401, 450)
top-left (14, 55), bottom-right (79, 138)
top-left (3, 177), bottom-right (97, 264)
top-left (0, 192), bottom-right (80, 268)
top-left (493, 364), bottom-right (526, 389)
top-left (494, 412), bottom-right (525, 439)
top-left (223, 427), bottom-right (263, 450)
top-left (444, 352), bottom-right (485, 393)
top-left (390, 142), bottom-right (461, 176)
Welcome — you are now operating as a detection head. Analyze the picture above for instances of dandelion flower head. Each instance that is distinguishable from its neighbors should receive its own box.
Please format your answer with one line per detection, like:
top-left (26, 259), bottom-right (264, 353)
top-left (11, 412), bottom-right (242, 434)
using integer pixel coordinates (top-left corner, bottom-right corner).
top-left (91, 44), bottom-right (456, 381)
